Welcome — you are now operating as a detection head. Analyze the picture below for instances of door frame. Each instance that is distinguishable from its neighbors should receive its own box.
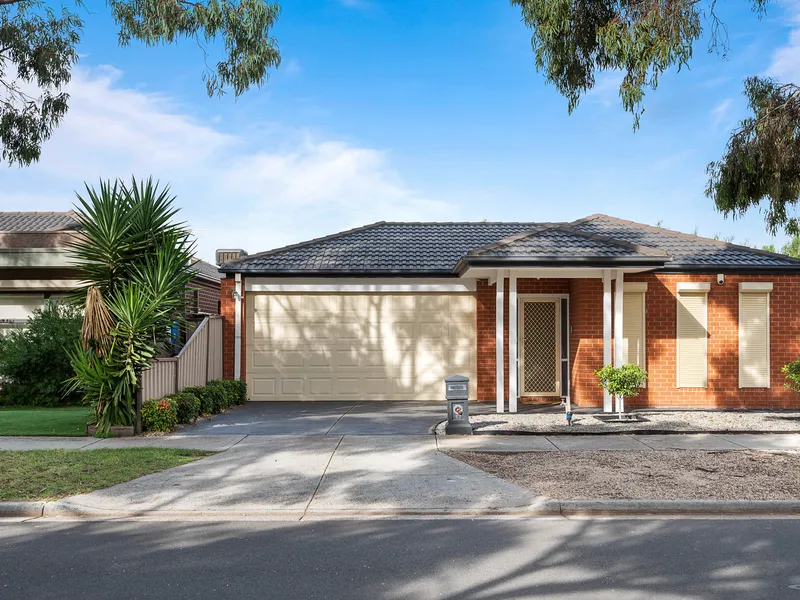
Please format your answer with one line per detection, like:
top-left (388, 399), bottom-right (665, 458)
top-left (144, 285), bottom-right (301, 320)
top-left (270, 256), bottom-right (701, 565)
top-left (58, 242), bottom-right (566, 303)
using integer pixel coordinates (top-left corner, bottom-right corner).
top-left (517, 294), bottom-right (569, 398)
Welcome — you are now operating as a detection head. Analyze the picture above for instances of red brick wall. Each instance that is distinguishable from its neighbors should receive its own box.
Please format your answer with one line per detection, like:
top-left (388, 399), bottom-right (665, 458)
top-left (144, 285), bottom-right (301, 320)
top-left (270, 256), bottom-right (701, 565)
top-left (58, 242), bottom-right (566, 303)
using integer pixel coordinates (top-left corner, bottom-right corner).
top-left (220, 276), bottom-right (246, 381)
top-left (187, 277), bottom-right (221, 315)
top-left (476, 274), bottom-right (800, 409)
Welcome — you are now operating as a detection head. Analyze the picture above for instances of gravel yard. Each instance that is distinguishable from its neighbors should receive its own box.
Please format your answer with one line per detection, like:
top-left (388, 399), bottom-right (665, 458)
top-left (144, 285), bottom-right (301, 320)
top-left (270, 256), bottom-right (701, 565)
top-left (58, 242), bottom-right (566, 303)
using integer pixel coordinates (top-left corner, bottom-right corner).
top-left (436, 410), bottom-right (800, 435)
top-left (449, 450), bottom-right (800, 501)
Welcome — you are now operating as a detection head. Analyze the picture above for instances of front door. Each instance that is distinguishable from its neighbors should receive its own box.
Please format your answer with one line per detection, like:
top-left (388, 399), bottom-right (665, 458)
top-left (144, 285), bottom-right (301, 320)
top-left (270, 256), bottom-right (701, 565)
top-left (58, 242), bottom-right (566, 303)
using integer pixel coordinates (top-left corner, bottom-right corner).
top-left (520, 299), bottom-right (562, 397)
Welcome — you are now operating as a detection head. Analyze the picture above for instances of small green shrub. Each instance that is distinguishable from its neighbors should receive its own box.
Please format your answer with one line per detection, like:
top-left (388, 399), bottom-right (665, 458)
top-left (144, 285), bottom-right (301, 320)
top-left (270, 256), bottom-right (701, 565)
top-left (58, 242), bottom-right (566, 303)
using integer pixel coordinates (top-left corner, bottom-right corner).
top-left (141, 397), bottom-right (178, 432)
top-left (171, 392), bottom-right (201, 424)
top-left (0, 302), bottom-right (83, 406)
top-left (782, 361), bottom-right (800, 392)
top-left (233, 379), bottom-right (247, 405)
top-left (183, 386), bottom-right (213, 415)
top-left (595, 364), bottom-right (648, 399)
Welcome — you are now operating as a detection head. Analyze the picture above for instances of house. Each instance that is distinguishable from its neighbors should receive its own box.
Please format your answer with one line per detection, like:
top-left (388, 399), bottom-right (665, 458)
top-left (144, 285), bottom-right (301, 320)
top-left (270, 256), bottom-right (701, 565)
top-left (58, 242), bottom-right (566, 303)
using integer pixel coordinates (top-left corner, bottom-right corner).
top-left (0, 211), bottom-right (222, 331)
top-left (218, 215), bottom-right (800, 411)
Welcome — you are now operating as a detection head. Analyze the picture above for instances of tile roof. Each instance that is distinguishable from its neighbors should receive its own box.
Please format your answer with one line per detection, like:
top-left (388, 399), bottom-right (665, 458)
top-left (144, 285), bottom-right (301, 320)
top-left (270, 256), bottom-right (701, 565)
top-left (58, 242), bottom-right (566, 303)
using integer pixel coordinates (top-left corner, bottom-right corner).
top-left (467, 224), bottom-right (668, 259)
top-left (572, 215), bottom-right (800, 268)
top-left (220, 215), bottom-right (800, 274)
top-left (190, 258), bottom-right (222, 282)
top-left (0, 211), bottom-right (80, 232)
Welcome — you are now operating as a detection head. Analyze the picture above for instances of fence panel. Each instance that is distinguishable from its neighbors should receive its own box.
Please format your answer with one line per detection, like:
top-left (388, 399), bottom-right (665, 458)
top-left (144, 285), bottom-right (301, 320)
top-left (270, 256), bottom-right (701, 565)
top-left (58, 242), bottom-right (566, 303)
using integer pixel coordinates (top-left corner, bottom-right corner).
top-left (140, 316), bottom-right (224, 400)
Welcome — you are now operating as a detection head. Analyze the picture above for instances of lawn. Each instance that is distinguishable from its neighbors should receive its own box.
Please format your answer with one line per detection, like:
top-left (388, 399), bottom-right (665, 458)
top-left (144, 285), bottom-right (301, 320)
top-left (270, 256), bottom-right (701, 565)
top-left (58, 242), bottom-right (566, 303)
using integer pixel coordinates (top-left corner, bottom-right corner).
top-left (0, 406), bottom-right (92, 437)
top-left (0, 448), bottom-right (213, 501)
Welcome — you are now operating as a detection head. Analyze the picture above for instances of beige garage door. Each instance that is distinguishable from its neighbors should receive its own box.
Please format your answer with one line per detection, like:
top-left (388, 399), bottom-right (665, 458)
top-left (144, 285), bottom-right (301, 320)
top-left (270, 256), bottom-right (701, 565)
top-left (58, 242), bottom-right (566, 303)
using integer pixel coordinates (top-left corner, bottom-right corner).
top-left (246, 293), bottom-right (476, 401)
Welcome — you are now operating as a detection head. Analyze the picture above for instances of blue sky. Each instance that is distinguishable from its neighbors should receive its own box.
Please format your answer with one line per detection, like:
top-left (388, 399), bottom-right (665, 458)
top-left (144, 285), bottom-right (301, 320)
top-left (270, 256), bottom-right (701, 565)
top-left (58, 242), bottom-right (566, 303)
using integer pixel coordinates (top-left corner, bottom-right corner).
top-left (3, 0), bottom-right (800, 261)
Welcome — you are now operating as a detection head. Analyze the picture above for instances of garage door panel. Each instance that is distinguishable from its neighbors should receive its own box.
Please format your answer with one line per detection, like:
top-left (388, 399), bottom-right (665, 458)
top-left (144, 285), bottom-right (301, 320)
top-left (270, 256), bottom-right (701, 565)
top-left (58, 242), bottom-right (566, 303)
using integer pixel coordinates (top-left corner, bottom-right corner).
top-left (248, 293), bottom-right (476, 401)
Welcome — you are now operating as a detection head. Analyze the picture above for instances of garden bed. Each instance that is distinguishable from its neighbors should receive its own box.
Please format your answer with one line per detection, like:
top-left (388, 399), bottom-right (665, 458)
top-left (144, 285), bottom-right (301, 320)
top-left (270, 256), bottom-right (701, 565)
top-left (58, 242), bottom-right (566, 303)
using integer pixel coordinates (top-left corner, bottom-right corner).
top-left (0, 448), bottom-right (213, 501)
top-left (449, 449), bottom-right (800, 500)
top-left (436, 410), bottom-right (800, 435)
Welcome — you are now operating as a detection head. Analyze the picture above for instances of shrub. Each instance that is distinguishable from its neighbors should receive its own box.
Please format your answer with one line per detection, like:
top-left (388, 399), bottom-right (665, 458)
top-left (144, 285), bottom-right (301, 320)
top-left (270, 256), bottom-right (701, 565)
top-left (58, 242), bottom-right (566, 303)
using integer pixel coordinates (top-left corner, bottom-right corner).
top-left (233, 379), bottom-right (247, 405)
top-left (595, 364), bottom-right (648, 399)
top-left (184, 386), bottom-right (215, 415)
top-left (141, 397), bottom-right (178, 432)
top-left (207, 379), bottom-right (239, 409)
top-left (171, 392), bottom-right (201, 424)
top-left (782, 361), bottom-right (800, 392)
top-left (0, 302), bottom-right (83, 406)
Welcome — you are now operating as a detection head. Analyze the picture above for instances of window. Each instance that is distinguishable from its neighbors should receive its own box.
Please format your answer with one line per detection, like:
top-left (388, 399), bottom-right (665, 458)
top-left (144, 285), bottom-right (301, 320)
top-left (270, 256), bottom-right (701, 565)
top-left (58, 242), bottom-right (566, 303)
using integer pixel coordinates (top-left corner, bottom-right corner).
top-left (677, 283), bottom-right (709, 388)
top-left (739, 283), bottom-right (771, 388)
top-left (622, 284), bottom-right (646, 370)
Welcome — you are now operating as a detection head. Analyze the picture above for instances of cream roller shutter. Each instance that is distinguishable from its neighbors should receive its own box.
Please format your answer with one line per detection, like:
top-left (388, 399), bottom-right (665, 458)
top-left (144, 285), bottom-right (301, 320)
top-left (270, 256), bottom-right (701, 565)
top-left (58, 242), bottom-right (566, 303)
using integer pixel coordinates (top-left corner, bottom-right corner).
top-left (739, 292), bottom-right (769, 388)
top-left (677, 291), bottom-right (708, 388)
top-left (622, 292), bottom-right (645, 368)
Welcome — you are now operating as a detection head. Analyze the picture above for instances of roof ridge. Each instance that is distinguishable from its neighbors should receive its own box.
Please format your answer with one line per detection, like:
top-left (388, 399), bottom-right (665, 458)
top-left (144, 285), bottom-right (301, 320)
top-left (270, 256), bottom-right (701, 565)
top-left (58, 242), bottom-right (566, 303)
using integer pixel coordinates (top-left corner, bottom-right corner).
top-left (222, 221), bottom-right (388, 266)
top-left (572, 213), bottom-right (800, 264)
top-left (468, 222), bottom-right (668, 258)
top-left (467, 223), bottom-right (565, 256)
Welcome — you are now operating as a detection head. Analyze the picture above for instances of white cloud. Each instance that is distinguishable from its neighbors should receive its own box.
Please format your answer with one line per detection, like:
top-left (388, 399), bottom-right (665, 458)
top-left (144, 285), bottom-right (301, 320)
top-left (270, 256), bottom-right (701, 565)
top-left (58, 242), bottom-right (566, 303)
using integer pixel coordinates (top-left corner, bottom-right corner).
top-left (1, 65), bottom-right (456, 262)
top-left (766, 1), bottom-right (800, 82)
top-left (711, 98), bottom-right (733, 127)
top-left (586, 71), bottom-right (624, 107)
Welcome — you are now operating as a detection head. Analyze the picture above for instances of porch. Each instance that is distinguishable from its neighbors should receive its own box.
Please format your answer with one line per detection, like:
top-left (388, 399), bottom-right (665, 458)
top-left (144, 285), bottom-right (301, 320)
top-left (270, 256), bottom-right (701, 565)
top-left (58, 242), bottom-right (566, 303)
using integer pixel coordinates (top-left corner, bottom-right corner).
top-left (473, 268), bottom-right (650, 414)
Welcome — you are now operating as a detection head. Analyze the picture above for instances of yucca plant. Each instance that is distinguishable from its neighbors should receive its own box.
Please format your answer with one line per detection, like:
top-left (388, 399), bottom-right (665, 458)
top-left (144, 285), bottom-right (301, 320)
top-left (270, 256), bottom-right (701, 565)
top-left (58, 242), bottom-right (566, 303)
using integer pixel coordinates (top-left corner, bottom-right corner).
top-left (66, 177), bottom-right (196, 433)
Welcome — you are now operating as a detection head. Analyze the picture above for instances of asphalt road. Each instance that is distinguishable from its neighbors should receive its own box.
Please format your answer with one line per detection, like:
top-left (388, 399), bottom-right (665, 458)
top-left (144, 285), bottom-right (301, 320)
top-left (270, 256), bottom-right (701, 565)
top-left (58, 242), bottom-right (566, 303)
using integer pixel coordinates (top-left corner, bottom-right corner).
top-left (3, 518), bottom-right (800, 599)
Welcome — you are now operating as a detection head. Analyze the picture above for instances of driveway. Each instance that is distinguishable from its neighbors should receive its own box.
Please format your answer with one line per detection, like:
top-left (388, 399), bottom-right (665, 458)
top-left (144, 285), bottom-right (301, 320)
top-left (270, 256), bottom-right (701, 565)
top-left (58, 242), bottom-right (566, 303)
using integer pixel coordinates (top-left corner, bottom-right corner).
top-left (179, 401), bottom-right (495, 436)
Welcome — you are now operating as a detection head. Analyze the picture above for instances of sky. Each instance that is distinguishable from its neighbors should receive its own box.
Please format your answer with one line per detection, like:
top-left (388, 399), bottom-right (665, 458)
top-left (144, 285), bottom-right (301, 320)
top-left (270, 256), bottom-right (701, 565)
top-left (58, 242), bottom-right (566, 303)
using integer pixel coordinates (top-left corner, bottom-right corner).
top-left (2, 0), bottom-right (800, 262)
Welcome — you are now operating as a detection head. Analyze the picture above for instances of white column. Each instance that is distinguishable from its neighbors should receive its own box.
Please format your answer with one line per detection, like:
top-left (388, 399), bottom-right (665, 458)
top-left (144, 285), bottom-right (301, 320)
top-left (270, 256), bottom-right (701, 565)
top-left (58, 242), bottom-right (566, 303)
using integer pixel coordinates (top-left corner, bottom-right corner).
top-left (614, 270), bottom-right (625, 413)
top-left (602, 270), bottom-right (613, 412)
top-left (234, 273), bottom-right (243, 381)
top-left (508, 272), bottom-right (518, 413)
top-left (495, 270), bottom-right (505, 413)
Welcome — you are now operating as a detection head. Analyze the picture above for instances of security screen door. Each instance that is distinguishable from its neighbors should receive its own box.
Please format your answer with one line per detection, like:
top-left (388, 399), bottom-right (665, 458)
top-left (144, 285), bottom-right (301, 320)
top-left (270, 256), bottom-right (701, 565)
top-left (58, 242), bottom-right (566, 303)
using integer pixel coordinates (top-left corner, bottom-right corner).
top-left (520, 299), bottom-right (561, 396)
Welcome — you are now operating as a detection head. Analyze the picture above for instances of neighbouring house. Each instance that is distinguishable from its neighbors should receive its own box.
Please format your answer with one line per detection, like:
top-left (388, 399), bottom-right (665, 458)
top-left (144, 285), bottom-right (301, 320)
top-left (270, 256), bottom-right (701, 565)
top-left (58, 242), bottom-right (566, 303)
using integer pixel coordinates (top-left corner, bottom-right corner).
top-left (218, 215), bottom-right (800, 411)
top-left (0, 211), bottom-right (222, 333)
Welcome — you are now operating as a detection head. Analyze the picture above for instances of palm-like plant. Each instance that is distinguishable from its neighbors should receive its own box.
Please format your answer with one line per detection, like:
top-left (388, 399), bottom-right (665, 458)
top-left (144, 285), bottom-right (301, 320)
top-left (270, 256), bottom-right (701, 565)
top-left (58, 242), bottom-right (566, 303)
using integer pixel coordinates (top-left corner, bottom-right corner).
top-left (67, 177), bottom-right (196, 433)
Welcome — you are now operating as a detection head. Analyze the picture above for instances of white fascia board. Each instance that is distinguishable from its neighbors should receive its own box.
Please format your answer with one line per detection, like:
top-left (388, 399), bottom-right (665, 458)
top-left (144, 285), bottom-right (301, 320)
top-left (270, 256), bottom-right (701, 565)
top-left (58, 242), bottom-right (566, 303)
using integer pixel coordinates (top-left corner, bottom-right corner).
top-left (739, 282), bottom-right (773, 292)
top-left (0, 279), bottom-right (82, 291)
top-left (624, 282), bottom-right (648, 293)
top-left (0, 249), bottom-right (76, 268)
top-left (245, 278), bottom-right (476, 293)
top-left (677, 282), bottom-right (711, 293)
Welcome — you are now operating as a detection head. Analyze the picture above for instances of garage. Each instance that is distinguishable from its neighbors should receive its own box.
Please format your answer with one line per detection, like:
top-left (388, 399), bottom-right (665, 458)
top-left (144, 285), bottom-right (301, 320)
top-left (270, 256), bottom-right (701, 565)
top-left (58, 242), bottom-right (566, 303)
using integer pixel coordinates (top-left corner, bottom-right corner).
top-left (246, 293), bottom-right (476, 401)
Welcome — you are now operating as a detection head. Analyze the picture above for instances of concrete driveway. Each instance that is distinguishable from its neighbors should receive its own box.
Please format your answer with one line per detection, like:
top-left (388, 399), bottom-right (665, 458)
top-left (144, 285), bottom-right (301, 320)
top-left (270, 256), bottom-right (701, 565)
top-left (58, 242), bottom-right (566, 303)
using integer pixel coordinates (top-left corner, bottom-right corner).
top-left (180, 401), bottom-right (495, 436)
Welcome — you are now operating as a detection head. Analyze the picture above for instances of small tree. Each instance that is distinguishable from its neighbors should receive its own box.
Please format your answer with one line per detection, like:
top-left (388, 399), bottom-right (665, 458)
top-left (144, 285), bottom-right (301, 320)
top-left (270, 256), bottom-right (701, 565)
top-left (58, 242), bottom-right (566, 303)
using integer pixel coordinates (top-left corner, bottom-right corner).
top-left (0, 301), bottom-right (83, 406)
top-left (66, 177), bottom-right (195, 433)
top-left (781, 361), bottom-right (800, 393)
top-left (595, 364), bottom-right (648, 413)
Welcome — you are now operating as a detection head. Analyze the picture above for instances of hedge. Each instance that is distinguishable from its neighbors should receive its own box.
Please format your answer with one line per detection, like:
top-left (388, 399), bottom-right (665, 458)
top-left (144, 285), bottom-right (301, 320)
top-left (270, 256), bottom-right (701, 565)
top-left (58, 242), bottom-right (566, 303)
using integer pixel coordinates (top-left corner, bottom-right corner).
top-left (141, 380), bottom-right (247, 432)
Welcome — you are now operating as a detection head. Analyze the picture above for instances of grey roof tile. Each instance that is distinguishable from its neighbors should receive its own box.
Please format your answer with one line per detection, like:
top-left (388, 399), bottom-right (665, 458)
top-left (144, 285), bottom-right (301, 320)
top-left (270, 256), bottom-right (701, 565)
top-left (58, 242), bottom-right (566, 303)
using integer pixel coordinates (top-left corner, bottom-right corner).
top-left (572, 214), bottom-right (800, 268)
top-left (0, 211), bottom-right (80, 232)
top-left (222, 216), bottom-right (800, 274)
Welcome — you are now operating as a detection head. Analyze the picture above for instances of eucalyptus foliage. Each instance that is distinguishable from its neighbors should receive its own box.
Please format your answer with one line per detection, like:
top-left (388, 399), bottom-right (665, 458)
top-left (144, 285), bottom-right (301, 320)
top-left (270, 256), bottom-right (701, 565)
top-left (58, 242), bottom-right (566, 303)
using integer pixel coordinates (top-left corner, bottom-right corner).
top-left (66, 177), bottom-right (195, 433)
top-left (512, 0), bottom-right (800, 236)
top-left (1, 0), bottom-right (280, 166)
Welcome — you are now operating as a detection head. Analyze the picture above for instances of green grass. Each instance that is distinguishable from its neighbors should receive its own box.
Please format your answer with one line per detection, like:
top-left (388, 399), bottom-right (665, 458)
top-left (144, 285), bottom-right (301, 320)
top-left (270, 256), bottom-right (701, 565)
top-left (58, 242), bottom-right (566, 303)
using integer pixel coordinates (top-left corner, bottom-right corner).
top-left (0, 406), bottom-right (92, 437)
top-left (0, 448), bottom-right (213, 501)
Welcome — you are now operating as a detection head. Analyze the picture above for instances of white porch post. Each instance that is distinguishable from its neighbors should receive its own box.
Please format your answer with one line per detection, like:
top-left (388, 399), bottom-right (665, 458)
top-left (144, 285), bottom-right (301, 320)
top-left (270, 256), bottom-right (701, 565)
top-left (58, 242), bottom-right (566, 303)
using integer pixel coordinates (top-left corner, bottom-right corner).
top-left (234, 273), bottom-right (242, 381)
top-left (602, 270), bottom-right (613, 412)
top-left (614, 270), bottom-right (625, 413)
top-left (495, 270), bottom-right (505, 413)
top-left (508, 272), bottom-right (518, 413)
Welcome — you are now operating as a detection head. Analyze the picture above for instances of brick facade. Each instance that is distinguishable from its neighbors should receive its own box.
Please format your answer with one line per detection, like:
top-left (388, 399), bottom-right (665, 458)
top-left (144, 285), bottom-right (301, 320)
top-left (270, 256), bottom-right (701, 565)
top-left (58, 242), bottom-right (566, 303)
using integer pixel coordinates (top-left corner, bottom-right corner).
top-left (187, 277), bottom-right (221, 315)
top-left (476, 274), bottom-right (800, 409)
top-left (221, 276), bottom-right (246, 381)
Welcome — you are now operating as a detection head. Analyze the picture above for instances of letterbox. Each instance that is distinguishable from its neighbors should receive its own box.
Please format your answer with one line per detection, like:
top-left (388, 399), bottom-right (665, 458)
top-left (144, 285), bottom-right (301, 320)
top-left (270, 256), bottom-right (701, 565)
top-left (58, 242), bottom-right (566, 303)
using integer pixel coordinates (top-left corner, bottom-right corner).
top-left (444, 375), bottom-right (472, 435)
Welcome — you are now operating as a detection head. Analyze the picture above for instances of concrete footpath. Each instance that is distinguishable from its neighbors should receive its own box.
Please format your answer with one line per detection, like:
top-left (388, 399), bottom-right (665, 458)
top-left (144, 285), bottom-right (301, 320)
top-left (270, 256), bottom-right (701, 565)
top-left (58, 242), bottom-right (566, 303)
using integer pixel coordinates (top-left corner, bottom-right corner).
top-left (2, 433), bottom-right (800, 519)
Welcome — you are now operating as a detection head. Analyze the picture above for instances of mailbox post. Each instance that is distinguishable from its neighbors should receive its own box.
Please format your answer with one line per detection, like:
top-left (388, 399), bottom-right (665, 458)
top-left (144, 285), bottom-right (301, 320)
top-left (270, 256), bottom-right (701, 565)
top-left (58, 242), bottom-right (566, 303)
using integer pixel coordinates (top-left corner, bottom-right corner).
top-left (445, 375), bottom-right (472, 435)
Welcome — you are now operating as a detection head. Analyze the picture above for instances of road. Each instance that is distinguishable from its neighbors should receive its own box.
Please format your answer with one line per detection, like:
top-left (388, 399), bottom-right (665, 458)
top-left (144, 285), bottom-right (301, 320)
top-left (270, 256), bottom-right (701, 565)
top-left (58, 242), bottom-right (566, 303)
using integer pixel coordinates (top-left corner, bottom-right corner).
top-left (3, 518), bottom-right (800, 599)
